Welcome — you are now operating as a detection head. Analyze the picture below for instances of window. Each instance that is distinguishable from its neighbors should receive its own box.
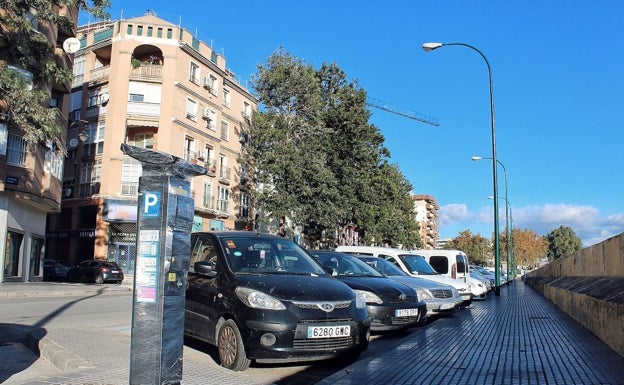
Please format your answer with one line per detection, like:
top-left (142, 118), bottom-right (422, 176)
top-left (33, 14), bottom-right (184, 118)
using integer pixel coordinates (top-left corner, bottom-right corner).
top-left (4, 231), bottom-right (23, 277)
top-left (137, 25), bottom-right (143, 36)
top-left (243, 101), bottom-right (252, 118)
top-left (222, 88), bottom-right (231, 108)
top-left (84, 121), bottom-right (105, 156)
top-left (121, 157), bottom-right (141, 195)
top-left (202, 181), bottom-right (213, 209)
top-left (134, 133), bottom-right (153, 149)
top-left (88, 90), bottom-right (108, 107)
top-left (147, 26), bottom-right (153, 37)
top-left (45, 143), bottom-right (64, 179)
top-left (239, 192), bottom-right (250, 218)
top-left (186, 98), bottom-right (197, 120)
top-left (7, 134), bottom-right (27, 166)
top-left (157, 27), bottom-right (163, 38)
top-left (127, 24), bottom-right (133, 34)
top-left (218, 154), bottom-right (230, 180)
top-left (189, 62), bottom-right (200, 84)
top-left (129, 93), bottom-right (144, 102)
top-left (217, 186), bottom-right (229, 212)
top-left (166, 28), bottom-right (172, 38)
top-left (29, 236), bottom-right (45, 276)
top-left (80, 159), bottom-right (101, 196)
top-left (220, 120), bottom-right (229, 140)
top-left (184, 137), bottom-right (195, 161)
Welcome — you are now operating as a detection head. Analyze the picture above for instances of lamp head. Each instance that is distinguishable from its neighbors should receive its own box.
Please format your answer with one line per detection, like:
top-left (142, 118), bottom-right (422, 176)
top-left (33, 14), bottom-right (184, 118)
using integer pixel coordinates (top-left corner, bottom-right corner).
top-left (422, 42), bottom-right (443, 52)
top-left (471, 156), bottom-right (483, 161)
top-left (78, 129), bottom-right (89, 143)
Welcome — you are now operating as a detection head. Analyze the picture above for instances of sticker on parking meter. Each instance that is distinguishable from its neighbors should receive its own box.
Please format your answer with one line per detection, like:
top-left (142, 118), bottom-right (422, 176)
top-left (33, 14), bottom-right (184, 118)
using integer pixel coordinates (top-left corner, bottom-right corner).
top-left (142, 192), bottom-right (161, 218)
top-left (136, 229), bottom-right (160, 303)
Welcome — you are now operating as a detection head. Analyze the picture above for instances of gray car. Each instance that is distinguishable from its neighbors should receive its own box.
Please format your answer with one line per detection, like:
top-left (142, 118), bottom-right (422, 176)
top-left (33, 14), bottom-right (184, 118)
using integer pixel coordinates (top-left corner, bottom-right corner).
top-left (355, 255), bottom-right (463, 318)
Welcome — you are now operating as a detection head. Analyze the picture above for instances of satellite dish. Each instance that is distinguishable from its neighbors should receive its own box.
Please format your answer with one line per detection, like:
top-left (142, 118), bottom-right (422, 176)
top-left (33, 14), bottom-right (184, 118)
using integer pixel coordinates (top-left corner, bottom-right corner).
top-left (62, 37), bottom-right (81, 54)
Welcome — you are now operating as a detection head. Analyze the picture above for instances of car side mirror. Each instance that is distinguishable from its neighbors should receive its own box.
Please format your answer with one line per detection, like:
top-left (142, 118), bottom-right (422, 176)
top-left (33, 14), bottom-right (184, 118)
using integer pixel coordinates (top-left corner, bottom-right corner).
top-left (322, 264), bottom-right (337, 276)
top-left (194, 260), bottom-right (217, 278)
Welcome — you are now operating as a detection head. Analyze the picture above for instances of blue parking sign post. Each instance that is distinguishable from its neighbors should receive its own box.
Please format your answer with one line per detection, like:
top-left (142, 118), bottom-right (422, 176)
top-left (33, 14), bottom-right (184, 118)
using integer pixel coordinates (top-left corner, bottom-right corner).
top-left (121, 144), bottom-right (205, 385)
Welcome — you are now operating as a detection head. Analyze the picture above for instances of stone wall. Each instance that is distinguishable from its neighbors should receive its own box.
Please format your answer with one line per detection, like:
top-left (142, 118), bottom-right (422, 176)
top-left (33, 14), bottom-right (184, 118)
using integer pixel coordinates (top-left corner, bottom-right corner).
top-left (525, 232), bottom-right (624, 358)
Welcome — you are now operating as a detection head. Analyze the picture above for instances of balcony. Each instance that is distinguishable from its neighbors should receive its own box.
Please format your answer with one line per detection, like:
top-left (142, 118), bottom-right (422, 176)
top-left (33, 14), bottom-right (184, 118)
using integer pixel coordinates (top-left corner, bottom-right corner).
top-left (130, 64), bottom-right (163, 82)
top-left (89, 66), bottom-right (110, 85)
top-left (127, 101), bottom-right (160, 118)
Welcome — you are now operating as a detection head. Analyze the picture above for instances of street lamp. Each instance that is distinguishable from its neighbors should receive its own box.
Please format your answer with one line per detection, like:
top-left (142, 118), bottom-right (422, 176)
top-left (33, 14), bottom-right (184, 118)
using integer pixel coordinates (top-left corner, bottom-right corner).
top-left (423, 41), bottom-right (501, 295)
top-left (488, 195), bottom-right (512, 284)
top-left (473, 155), bottom-right (509, 284)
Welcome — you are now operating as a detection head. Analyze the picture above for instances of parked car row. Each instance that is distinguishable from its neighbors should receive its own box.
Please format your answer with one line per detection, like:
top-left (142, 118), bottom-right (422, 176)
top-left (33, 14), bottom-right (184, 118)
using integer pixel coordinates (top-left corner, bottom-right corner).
top-left (43, 258), bottom-right (124, 284)
top-left (183, 232), bottom-right (488, 372)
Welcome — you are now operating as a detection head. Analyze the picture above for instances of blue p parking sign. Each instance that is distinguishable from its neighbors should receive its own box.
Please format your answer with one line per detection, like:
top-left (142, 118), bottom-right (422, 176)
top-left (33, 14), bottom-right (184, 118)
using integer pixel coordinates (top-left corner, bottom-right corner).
top-left (143, 192), bottom-right (161, 218)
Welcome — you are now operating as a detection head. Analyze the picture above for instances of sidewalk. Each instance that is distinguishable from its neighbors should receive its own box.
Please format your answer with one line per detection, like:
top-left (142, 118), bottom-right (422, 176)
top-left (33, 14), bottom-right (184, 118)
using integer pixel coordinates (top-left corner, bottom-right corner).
top-left (2, 280), bottom-right (623, 385)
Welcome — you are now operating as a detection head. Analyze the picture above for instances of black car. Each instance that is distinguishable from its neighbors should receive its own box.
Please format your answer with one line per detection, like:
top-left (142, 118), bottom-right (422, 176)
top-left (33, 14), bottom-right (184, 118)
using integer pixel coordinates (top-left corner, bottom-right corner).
top-left (66, 260), bottom-right (124, 284)
top-left (43, 259), bottom-right (74, 281)
top-left (184, 231), bottom-right (371, 371)
top-left (309, 250), bottom-right (427, 332)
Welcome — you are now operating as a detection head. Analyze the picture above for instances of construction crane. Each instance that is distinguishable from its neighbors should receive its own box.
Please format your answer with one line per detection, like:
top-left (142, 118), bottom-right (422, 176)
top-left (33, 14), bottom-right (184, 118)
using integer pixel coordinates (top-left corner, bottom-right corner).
top-left (366, 97), bottom-right (439, 127)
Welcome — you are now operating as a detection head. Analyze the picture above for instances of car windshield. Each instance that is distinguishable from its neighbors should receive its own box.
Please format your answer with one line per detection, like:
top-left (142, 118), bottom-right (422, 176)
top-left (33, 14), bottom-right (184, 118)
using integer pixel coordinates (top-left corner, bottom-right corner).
top-left (361, 257), bottom-right (408, 277)
top-left (399, 254), bottom-right (439, 275)
top-left (219, 236), bottom-right (327, 276)
top-left (309, 252), bottom-right (384, 277)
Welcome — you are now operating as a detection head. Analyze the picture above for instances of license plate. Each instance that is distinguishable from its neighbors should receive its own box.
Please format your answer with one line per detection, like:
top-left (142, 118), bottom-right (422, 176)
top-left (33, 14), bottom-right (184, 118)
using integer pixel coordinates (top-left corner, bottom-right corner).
top-left (395, 308), bottom-right (419, 317)
top-left (307, 325), bottom-right (350, 339)
top-left (440, 303), bottom-right (455, 310)
top-left (111, 270), bottom-right (119, 273)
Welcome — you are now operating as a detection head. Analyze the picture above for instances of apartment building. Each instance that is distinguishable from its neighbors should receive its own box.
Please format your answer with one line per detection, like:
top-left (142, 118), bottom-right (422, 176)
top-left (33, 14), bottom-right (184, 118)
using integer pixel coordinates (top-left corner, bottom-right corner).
top-left (0, 5), bottom-right (78, 282)
top-left (412, 194), bottom-right (440, 249)
top-left (45, 13), bottom-right (257, 274)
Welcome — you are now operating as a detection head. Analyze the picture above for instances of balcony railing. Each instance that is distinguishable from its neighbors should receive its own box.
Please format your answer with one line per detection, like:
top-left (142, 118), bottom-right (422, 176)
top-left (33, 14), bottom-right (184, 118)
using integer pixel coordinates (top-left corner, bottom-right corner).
top-left (127, 101), bottom-right (160, 117)
top-left (89, 66), bottom-right (110, 84)
top-left (202, 194), bottom-right (214, 210)
top-left (130, 64), bottom-right (163, 82)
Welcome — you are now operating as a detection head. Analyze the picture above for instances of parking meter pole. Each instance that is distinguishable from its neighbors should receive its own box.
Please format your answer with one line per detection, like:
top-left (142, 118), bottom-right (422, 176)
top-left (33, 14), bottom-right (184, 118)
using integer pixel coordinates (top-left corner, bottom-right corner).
top-left (121, 144), bottom-right (205, 385)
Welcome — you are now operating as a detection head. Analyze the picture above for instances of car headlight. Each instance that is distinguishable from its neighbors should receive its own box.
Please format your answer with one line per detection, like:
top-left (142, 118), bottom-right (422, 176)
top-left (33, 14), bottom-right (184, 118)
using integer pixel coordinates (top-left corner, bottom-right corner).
top-left (355, 292), bottom-right (367, 308)
top-left (415, 287), bottom-right (433, 300)
top-left (355, 290), bottom-right (383, 304)
top-left (235, 287), bottom-right (286, 310)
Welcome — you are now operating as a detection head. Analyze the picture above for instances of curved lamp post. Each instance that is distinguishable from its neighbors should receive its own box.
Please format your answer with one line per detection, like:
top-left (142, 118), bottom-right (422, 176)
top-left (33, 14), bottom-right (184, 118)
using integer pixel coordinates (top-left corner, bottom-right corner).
top-left (423, 42), bottom-right (501, 295)
top-left (474, 156), bottom-right (509, 284)
top-left (489, 195), bottom-right (512, 284)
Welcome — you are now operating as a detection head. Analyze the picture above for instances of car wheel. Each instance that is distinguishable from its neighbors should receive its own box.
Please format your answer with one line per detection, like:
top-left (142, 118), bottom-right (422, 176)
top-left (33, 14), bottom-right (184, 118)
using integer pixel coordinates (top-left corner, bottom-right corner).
top-left (217, 319), bottom-right (251, 371)
top-left (94, 273), bottom-right (104, 284)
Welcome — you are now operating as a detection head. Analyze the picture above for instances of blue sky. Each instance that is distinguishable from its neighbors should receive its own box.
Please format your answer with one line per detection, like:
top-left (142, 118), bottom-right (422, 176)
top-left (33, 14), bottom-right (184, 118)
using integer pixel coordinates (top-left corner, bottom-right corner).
top-left (81, 1), bottom-right (624, 247)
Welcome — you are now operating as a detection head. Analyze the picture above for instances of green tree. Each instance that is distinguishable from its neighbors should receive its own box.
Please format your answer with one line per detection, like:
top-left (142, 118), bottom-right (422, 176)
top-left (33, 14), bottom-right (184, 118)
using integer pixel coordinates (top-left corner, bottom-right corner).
top-left (247, 49), bottom-right (421, 247)
top-left (0, 0), bottom-right (110, 143)
top-left (545, 225), bottom-right (582, 261)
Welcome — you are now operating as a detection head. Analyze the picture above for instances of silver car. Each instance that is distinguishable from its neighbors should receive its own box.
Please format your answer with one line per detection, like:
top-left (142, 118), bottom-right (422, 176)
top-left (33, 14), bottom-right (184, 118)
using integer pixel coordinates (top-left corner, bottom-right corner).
top-left (355, 255), bottom-right (463, 318)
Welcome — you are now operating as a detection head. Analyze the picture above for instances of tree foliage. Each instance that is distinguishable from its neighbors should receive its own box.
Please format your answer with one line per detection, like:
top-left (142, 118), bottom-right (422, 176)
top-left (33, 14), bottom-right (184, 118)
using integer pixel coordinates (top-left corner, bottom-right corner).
top-left (0, 0), bottom-right (110, 143)
top-left (247, 48), bottom-right (421, 247)
top-left (545, 225), bottom-right (582, 261)
top-left (444, 229), bottom-right (490, 265)
top-left (512, 228), bottom-right (548, 268)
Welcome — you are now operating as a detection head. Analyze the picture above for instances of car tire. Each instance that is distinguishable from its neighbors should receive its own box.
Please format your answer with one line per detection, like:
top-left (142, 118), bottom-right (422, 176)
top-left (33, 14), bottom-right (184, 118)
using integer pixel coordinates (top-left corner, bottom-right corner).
top-left (95, 273), bottom-right (104, 284)
top-left (217, 319), bottom-right (251, 371)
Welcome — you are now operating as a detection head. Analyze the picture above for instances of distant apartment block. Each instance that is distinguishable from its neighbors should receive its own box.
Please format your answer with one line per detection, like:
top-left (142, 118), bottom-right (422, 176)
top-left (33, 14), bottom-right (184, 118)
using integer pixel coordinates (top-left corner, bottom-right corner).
top-left (45, 13), bottom-right (257, 274)
top-left (412, 194), bottom-right (439, 249)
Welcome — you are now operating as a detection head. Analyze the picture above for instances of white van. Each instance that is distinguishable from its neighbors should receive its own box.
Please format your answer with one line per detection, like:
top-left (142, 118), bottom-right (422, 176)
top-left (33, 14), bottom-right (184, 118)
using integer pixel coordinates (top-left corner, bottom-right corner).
top-left (413, 249), bottom-right (487, 300)
top-left (335, 246), bottom-right (473, 306)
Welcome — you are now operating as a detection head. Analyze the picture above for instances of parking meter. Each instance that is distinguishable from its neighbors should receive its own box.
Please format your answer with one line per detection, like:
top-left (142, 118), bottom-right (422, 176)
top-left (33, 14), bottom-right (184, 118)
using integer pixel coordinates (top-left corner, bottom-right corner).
top-left (121, 144), bottom-right (205, 385)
